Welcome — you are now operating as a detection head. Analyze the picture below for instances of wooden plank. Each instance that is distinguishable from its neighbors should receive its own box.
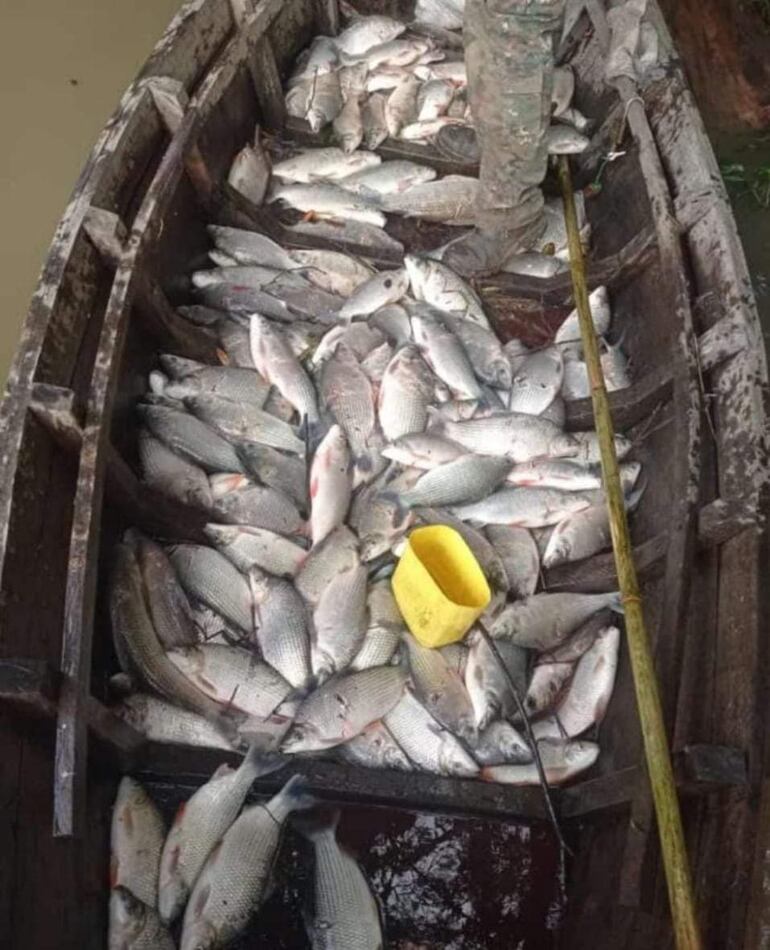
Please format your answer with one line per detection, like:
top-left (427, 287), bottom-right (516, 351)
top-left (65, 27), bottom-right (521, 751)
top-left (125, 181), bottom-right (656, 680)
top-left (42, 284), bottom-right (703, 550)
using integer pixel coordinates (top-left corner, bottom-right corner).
top-left (0, 659), bottom-right (144, 769)
top-left (134, 275), bottom-right (219, 362)
top-left (698, 498), bottom-right (759, 547)
top-left (564, 362), bottom-right (673, 432)
top-left (698, 313), bottom-right (750, 373)
top-left (54, 110), bottom-right (191, 837)
top-left (138, 743), bottom-right (551, 821)
top-left (562, 745), bottom-right (747, 819)
top-left (314, 0), bottom-right (339, 35)
top-left (543, 533), bottom-right (668, 594)
top-left (250, 37), bottom-right (286, 130)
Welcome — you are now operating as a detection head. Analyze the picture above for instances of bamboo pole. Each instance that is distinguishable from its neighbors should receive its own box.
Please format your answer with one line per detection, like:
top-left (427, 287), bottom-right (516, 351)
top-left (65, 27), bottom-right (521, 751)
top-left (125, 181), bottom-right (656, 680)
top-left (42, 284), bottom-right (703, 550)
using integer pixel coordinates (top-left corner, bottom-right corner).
top-left (557, 156), bottom-right (702, 950)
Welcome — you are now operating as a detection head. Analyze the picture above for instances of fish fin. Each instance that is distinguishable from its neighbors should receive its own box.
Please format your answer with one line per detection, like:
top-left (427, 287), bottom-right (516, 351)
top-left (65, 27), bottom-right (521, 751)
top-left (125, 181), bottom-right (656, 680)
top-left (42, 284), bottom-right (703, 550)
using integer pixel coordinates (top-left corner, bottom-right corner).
top-left (292, 807), bottom-right (341, 842)
top-left (425, 405), bottom-right (445, 431)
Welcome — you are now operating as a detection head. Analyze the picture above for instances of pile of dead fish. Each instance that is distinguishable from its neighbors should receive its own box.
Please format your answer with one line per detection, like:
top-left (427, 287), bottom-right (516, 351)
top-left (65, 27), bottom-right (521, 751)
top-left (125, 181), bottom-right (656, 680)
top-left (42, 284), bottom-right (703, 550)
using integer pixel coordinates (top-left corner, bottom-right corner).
top-left (110, 218), bottom-right (635, 789)
top-left (279, 13), bottom-right (592, 152)
top-left (108, 770), bottom-right (383, 949)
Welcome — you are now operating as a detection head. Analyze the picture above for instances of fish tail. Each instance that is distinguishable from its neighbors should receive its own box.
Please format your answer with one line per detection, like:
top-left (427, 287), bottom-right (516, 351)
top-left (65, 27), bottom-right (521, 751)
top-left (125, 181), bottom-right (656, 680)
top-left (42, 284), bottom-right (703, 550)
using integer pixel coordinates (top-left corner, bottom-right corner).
top-left (281, 773), bottom-right (318, 813)
top-left (607, 591), bottom-right (624, 614)
top-left (241, 742), bottom-right (287, 778)
top-left (293, 807), bottom-right (341, 842)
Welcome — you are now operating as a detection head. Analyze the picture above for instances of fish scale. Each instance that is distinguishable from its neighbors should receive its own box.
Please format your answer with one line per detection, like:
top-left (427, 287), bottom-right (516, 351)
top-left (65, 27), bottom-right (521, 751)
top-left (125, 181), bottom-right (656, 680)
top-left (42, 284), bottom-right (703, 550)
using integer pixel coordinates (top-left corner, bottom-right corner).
top-left (169, 544), bottom-right (254, 634)
top-left (384, 690), bottom-right (479, 777)
top-left (321, 345), bottom-right (377, 460)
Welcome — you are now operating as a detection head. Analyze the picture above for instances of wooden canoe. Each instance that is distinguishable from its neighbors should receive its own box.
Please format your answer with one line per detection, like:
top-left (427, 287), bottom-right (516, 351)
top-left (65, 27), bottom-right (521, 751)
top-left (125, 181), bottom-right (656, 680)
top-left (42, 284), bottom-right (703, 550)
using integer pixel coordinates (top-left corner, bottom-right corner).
top-left (0, 0), bottom-right (768, 946)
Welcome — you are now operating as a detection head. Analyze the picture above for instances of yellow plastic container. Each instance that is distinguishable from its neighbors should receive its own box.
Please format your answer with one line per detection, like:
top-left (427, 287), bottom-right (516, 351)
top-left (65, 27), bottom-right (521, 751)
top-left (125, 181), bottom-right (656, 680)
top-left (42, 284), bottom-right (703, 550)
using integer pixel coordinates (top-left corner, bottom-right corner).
top-left (392, 525), bottom-right (491, 648)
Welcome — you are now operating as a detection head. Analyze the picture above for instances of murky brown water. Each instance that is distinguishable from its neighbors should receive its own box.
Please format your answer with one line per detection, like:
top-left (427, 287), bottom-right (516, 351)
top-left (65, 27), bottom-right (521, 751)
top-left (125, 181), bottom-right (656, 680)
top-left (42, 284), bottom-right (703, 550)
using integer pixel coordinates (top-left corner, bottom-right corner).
top-left (0, 0), bottom-right (180, 382)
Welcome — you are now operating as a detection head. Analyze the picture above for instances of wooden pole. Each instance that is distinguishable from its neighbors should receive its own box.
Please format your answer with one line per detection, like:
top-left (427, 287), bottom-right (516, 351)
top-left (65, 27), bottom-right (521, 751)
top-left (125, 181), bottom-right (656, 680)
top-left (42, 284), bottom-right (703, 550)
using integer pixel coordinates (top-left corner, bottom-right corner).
top-left (557, 156), bottom-right (702, 950)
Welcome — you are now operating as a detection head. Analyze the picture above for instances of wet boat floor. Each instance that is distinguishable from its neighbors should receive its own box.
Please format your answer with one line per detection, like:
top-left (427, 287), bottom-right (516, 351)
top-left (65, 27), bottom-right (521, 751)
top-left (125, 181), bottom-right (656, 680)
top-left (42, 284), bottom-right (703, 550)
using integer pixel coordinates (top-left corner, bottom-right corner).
top-left (149, 785), bottom-right (562, 948)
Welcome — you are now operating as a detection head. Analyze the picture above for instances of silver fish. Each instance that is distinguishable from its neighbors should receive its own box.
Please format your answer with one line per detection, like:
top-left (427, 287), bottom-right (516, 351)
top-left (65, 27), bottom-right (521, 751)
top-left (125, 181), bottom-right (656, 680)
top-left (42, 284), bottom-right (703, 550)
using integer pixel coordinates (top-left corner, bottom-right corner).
top-left (200, 284), bottom-right (295, 321)
top-left (383, 175), bottom-right (478, 225)
top-left (237, 442), bottom-right (308, 510)
top-left (334, 15), bottom-right (406, 56)
top-left (378, 344), bottom-right (435, 442)
top-left (506, 458), bottom-right (609, 491)
top-left (271, 182), bottom-right (386, 227)
top-left (491, 591), bottom-right (622, 651)
top-left (110, 777), bottom-right (165, 907)
top-left (211, 476), bottom-right (307, 537)
top-left (399, 454), bottom-right (512, 508)
top-left (355, 36), bottom-right (430, 69)
top-left (204, 524), bottom-right (307, 578)
top-left (299, 811), bottom-right (384, 949)
top-left (110, 545), bottom-right (229, 723)
top-left (557, 106), bottom-right (593, 132)
top-left (546, 124), bottom-right (590, 154)
top-left (417, 78), bottom-right (454, 121)
top-left (451, 486), bottom-right (592, 529)
top-left (350, 465), bottom-right (417, 561)
top-left (250, 568), bottom-right (312, 689)
top-left (291, 36), bottom-right (339, 82)
top-left (370, 303), bottom-right (412, 346)
top-left (227, 143), bottom-right (270, 206)
top-left (208, 225), bottom-right (299, 270)
top-left (169, 543), bottom-right (253, 634)
top-left (295, 525), bottom-right (360, 605)
top-left (385, 76), bottom-right (420, 136)
top-left (361, 340), bottom-right (394, 383)
top-left (112, 694), bottom-right (233, 751)
top-left (339, 268), bottom-right (410, 320)
top-left (168, 644), bottom-right (291, 721)
top-left (312, 563), bottom-right (368, 680)
top-left (320, 345), bottom-right (378, 477)
top-left (403, 632), bottom-right (477, 741)
top-left (509, 346), bottom-right (564, 415)
top-left (437, 412), bottom-right (577, 463)
top-left (543, 503), bottom-right (612, 568)
top-left (532, 626), bottom-right (620, 740)
top-left (158, 747), bottom-right (286, 925)
top-left (404, 254), bottom-right (489, 325)
top-left (481, 738), bottom-right (599, 785)
top-left (381, 432), bottom-right (464, 470)
top-left (138, 429), bottom-right (213, 509)
top-left (350, 581), bottom-right (405, 671)
top-left (180, 775), bottom-right (315, 950)
top-left (109, 886), bottom-right (174, 950)
top-left (384, 690), bottom-right (479, 777)
top-left (554, 285), bottom-right (611, 344)
top-left (338, 720), bottom-right (412, 770)
top-left (525, 612), bottom-right (607, 717)
top-left (291, 248), bottom-right (375, 296)
top-left (312, 323), bottom-right (384, 368)
top-left (272, 147), bottom-right (381, 183)
top-left (263, 387), bottom-right (300, 423)
top-left (178, 305), bottom-right (228, 327)
top-left (561, 355), bottom-right (590, 401)
top-left (185, 393), bottom-right (304, 454)
top-left (571, 430), bottom-right (632, 466)
top-left (250, 315), bottom-right (318, 423)
top-left (309, 424), bottom-right (352, 547)
top-left (192, 264), bottom-right (308, 292)
top-left (398, 117), bottom-right (464, 141)
top-left (161, 360), bottom-right (270, 408)
top-left (366, 65), bottom-right (413, 92)
top-left (307, 70), bottom-right (343, 132)
top-left (413, 59), bottom-right (467, 84)
top-left (472, 721), bottom-right (532, 767)
top-left (286, 77), bottom-right (314, 120)
top-left (138, 404), bottom-right (244, 474)
top-left (601, 339), bottom-right (632, 391)
top-left (540, 395), bottom-right (566, 427)
top-left (464, 629), bottom-right (528, 730)
top-left (287, 217), bottom-right (404, 255)
top-left (411, 310), bottom-right (484, 399)
top-left (338, 61), bottom-right (369, 100)
top-left (484, 525), bottom-right (540, 599)
top-left (438, 312), bottom-right (512, 389)
top-left (337, 159), bottom-right (436, 198)
top-left (439, 642), bottom-right (468, 676)
top-left (283, 666), bottom-right (407, 752)
top-left (333, 94), bottom-right (364, 152)
top-left (361, 92), bottom-right (389, 149)
top-left (502, 252), bottom-right (569, 278)
top-left (132, 533), bottom-right (198, 649)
